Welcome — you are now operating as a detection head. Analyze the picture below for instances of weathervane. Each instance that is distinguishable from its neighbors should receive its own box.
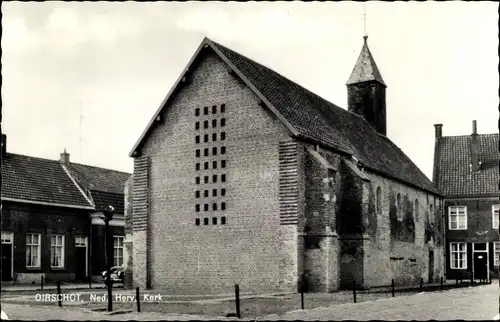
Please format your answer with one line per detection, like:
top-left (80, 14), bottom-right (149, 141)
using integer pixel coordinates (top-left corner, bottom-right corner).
top-left (363, 2), bottom-right (368, 39)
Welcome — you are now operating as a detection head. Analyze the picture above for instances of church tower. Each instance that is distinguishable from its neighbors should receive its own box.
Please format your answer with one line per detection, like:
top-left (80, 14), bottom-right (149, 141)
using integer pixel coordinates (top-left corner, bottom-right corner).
top-left (346, 36), bottom-right (387, 136)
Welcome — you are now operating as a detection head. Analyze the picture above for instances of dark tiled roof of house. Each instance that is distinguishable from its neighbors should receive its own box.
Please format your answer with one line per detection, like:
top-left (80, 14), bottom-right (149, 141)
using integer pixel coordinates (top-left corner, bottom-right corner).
top-left (1, 153), bottom-right (93, 208)
top-left (209, 39), bottom-right (440, 195)
top-left (67, 163), bottom-right (131, 214)
top-left (434, 133), bottom-right (499, 197)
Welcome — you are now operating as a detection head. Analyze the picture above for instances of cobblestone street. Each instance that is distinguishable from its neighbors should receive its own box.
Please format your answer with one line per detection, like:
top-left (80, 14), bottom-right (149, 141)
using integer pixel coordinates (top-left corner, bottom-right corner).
top-left (260, 283), bottom-right (499, 321)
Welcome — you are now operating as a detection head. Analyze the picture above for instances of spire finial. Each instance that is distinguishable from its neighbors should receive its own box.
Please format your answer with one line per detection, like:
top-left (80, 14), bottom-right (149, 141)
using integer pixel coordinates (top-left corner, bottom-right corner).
top-left (363, 35), bottom-right (368, 43)
top-left (363, 3), bottom-right (368, 39)
top-left (64, 148), bottom-right (67, 154)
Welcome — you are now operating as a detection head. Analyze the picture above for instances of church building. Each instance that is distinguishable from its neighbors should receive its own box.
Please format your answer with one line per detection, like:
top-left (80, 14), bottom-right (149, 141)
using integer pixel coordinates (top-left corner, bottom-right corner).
top-left (124, 36), bottom-right (444, 293)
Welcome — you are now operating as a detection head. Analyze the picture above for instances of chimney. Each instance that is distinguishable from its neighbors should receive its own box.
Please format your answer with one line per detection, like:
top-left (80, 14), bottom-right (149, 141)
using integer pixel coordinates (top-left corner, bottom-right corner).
top-left (434, 124), bottom-right (443, 139)
top-left (60, 149), bottom-right (70, 166)
top-left (1, 134), bottom-right (6, 159)
top-left (470, 120), bottom-right (480, 172)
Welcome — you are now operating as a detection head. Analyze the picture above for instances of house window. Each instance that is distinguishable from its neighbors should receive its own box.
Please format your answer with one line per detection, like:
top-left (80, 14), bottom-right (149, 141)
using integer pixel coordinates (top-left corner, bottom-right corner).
top-left (221, 216), bottom-right (226, 225)
top-left (212, 133), bottom-right (217, 142)
top-left (204, 204), bottom-right (209, 211)
top-left (196, 177), bottom-right (200, 184)
top-left (221, 188), bottom-right (226, 196)
top-left (204, 134), bottom-right (209, 143)
top-left (221, 132), bottom-right (226, 141)
top-left (195, 108), bottom-right (200, 116)
top-left (196, 150), bottom-right (200, 158)
top-left (196, 204), bottom-right (200, 212)
top-left (449, 206), bottom-right (467, 230)
top-left (221, 118), bottom-right (226, 127)
top-left (221, 174), bottom-right (226, 182)
top-left (195, 122), bottom-right (200, 130)
top-left (492, 205), bottom-right (500, 229)
top-left (221, 104), bottom-right (226, 113)
top-left (204, 162), bottom-right (209, 170)
top-left (212, 120), bottom-right (217, 128)
top-left (204, 121), bottom-right (209, 129)
top-left (213, 203), bottom-right (218, 211)
top-left (415, 199), bottom-right (420, 222)
top-left (494, 242), bottom-right (500, 267)
top-left (196, 191), bottom-right (200, 198)
top-left (204, 106), bottom-right (209, 115)
top-left (221, 202), bottom-right (226, 211)
top-left (204, 176), bottom-right (209, 184)
top-left (1, 231), bottom-right (13, 243)
top-left (221, 160), bottom-right (226, 168)
top-left (212, 217), bottom-right (218, 225)
top-left (195, 136), bottom-right (200, 144)
top-left (213, 161), bottom-right (217, 169)
top-left (212, 147), bottom-right (217, 156)
top-left (375, 187), bottom-right (381, 214)
top-left (221, 146), bottom-right (226, 155)
top-left (26, 233), bottom-right (41, 268)
top-left (113, 236), bottom-right (124, 267)
top-left (204, 148), bottom-right (209, 157)
top-left (75, 236), bottom-right (86, 247)
top-left (450, 242), bottom-right (467, 269)
top-left (213, 189), bottom-right (217, 197)
top-left (212, 105), bottom-right (217, 114)
top-left (51, 234), bottom-right (65, 268)
top-left (204, 218), bottom-right (209, 225)
top-left (195, 218), bottom-right (200, 226)
top-left (204, 190), bottom-right (209, 198)
top-left (213, 175), bottom-right (218, 183)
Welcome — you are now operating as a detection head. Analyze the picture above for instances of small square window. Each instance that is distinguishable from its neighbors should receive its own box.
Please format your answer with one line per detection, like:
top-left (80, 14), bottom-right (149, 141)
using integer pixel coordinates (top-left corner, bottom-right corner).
top-left (196, 163), bottom-right (200, 171)
top-left (221, 132), bottom-right (226, 141)
top-left (204, 121), bottom-right (209, 129)
top-left (213, 161), bottom-right (217, 169)
top-left (196, 149), bottom-right (200, 158)
top-left (204, 204), bottom-right (209, 211)
top-left (221, 202), bottom-right (226, 211)
top-left (195, 108), bottom-right (200, 116)
top-left (196, 204), bottom-right (200, 212)
top-left (221, 216), bottom-right (226, 225)
top-left (204, 148), bottom-right (209, 156)
top-left (204, 162), bottom-right (209, 170)
top-left (212, 119), bottom-right (217, 128)
top-left (204, 190), bottom-right (209, 198)
top-left (213, 175), bottom-right (218, 183)
top-left (204, 106), bottom-right (209, 115)
top-left (204, 176), bottom-right (209, 184)
top-left (221, 189), bottom-right (226, 196)
top-left (212, 147), bottom-right (217, 156)
top-left (221, 174), bottom-right (226, 182)
top-left (204, 218), bottom-right (209, 225)
top-left (221, 104), bottom-right (226, 113)
top-left (213, 189), bottom-right (217, 197)
top-left (195, 136), bottom-right (200, 144)
top-left (221, 160), bottom-right (226, 168)
top-left (221, 118), bottom-right (226, 127)
top-left (212, 133), bottom-right (217, 142)
top-left (196, 177), bottom-right (200, 185)
top-left (195, 122), bottom-right (200, 130)
top-left (195, 191), bottom-right (200, 198)
top-left (212, 217), bottom-right (218, 225)
top-left (212, 105), bottom-right (217, 114)
top-left (213, 203), bottom-right (218, 211)
top-left (195, 218), bottom-right (200, 226)
top-left (204, 134), bottom-right (209, 143)
top-left (221, 146), bottom-right (226, 155)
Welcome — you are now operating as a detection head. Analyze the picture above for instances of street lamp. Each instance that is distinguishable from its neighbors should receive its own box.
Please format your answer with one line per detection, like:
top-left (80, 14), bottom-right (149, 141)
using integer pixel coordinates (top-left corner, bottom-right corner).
top-left (102, 205), bottom-right (115, 312)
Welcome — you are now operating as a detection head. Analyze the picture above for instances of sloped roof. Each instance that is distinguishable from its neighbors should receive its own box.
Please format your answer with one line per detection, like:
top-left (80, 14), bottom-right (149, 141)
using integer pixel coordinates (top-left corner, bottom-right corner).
top-left (68, 163), bottom-right (130, 214)
top-left (346, 36), bottom-right (386, 86)
top-left (434, 133), bottom-right (499, 197)
top-left (130, 37), bottom-right (440, 196)
top-left (1, 153), bottom-right (93, 209)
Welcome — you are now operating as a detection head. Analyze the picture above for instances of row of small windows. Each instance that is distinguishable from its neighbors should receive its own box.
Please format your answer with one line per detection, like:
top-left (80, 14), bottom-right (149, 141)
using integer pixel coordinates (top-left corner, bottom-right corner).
top-left (195, 132), bottom-right (226, 143)
top-left (196, 174), bottom-right (227, 184)
top-left (196, 160), bottom-right (227, 171)
top-left (196, 189), bottom-right (226, 198)
top-left (196, 146), bottom-right (227, 157)
top-left (195, 119), bottom-right (226, 130)
top-left (195, 216), bottom-right (226, 226)
top-left (195, 202), bottom-right (227, 212)
top-left (195, 105), bottom-right (226, 116)
top-left (375, 186), bottom-right (434, 222)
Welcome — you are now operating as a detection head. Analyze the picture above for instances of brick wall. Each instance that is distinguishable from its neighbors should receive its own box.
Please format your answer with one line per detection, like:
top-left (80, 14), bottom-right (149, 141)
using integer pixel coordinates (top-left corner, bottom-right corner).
top-left (135, 51), bottom-right (297, 294)
top-left (124, 175), bottom-right (134, 289)
top-left (363, 173), bottom-right (444, 287)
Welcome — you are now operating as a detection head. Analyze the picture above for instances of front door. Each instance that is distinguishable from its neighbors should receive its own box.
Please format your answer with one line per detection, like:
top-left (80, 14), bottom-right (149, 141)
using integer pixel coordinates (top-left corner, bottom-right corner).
top-left (1, 243), bottom-right (12, 281)
top-left (75, 246), bottom-right (87, 281)
top-left (428, 250), bottom-right (434, 283)
top-left (473, 253), bottom-right (487, 280)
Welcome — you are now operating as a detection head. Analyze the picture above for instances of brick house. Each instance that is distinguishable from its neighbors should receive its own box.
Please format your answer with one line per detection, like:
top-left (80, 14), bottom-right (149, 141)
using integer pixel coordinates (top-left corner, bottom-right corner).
top-left (125, 36), bottom-right (445, 294)
top-left (433, 121), bottom-right (499, 281)
top-left (1, 135), bottom-right (130, 284)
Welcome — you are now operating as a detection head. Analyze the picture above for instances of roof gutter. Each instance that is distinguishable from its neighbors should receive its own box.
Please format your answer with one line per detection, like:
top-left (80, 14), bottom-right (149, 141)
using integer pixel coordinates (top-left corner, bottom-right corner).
top-left (1, 197), bottom-right (95, 210)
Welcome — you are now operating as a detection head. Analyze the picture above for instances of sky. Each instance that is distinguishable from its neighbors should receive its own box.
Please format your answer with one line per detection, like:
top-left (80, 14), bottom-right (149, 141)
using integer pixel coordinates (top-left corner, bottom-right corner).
top-left (2, 2), bottom-right (498, 179)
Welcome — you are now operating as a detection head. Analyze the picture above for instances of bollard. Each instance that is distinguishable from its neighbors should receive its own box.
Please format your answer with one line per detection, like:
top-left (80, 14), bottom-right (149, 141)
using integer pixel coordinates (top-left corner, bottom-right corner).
top-left (41, 276), bottom-right (44, 291)
top-left (235, 284), bottom-right (241, 319)
top-left (391, 279), bottom-right (395, 297)
top-left (136, 287), bottom-right (141, 312)
top-left (352, 281), bottom-right (357, 303)
top-left (456, 279), bottom-right (458, 285)
top-left (471, 275), bottom-right (474, 285)
top-left (440, 277), bottom-right (443, 290)
top-left (57, 281), bottom-right (62, 307)
top-left (300, 282), bottom-right (304, 310)
top-left (419, 278), bottom-right (423, 292)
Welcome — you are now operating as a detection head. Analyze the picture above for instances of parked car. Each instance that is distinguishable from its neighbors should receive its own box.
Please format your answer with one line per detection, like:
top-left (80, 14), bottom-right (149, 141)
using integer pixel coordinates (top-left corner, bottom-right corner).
top-left (101, 266), bottom-right (124, 284)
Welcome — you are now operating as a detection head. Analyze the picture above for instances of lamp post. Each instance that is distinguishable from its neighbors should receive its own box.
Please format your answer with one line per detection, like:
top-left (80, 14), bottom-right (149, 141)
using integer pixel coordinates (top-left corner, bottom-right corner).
top-left (102, 205), bottom-right (115, 312)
